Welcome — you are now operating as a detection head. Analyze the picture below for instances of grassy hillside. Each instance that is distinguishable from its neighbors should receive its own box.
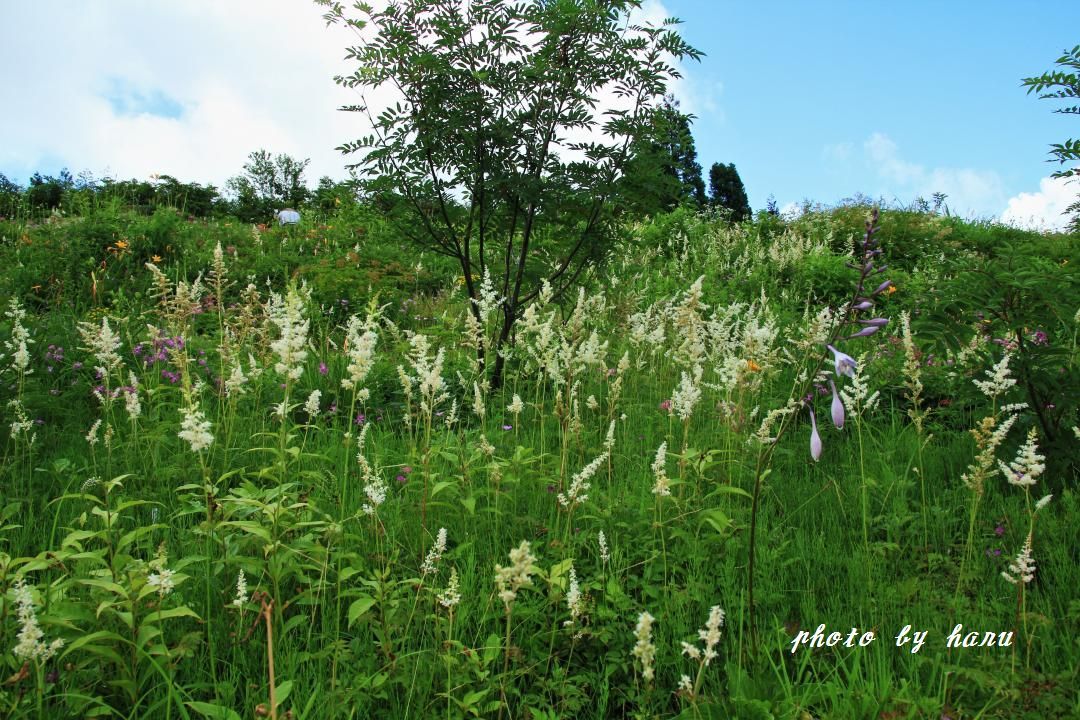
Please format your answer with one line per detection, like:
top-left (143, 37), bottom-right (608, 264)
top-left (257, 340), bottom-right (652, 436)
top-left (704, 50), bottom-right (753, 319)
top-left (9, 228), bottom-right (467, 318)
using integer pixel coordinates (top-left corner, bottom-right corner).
top-left (1, 204), bottom-right (1078, 719)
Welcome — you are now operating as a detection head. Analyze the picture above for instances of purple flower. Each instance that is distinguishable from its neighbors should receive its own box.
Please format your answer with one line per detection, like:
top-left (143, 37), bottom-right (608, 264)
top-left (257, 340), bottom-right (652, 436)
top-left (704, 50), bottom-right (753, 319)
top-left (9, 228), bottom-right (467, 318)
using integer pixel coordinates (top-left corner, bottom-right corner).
top-left (847, 325), bottom-right (881, 339)
top-left (502, 424), bottom-right (513, 431)
top-left (354, 413), bottom-right (366, 426)
top-left (72, 361), bottom-right (83, 370)
top-left (808, 406), bottom-right (822, 462)
top-left (318, 362), bottom-right (328, 375)
top-left (994, 524), bottom-right (1005, 537)
top-left (826, 345), bottom-right (857, 378)
top-left (829, 379), bottom-right (845, 430)
top-left (396, 475), bottom-right (407, 484)
top-left (1031, 330), bottom-right (1048, 346)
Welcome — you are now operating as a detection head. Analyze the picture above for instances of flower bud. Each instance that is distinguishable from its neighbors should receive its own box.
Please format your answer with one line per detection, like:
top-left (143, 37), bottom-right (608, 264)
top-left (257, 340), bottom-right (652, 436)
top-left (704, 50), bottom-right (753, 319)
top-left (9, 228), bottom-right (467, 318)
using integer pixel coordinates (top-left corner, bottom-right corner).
top-left (808, 406), bottom-right (822, 462)
top-left (829, 379), bottom-right (845, 430)
top-left (872, 280), bottom-right (893, 295)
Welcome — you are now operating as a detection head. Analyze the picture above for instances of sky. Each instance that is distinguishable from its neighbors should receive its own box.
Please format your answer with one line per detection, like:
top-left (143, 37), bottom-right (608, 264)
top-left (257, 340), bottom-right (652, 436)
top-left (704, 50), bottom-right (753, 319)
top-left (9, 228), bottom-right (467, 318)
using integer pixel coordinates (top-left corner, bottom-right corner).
top-left (2, 1), bottom-right (1078, 230)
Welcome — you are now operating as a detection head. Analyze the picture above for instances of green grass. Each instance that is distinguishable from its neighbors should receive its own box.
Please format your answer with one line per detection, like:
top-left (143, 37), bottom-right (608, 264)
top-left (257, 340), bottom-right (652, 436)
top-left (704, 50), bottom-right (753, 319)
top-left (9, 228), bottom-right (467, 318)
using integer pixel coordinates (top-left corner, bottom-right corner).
top-left (0, 205), bottom-right (1078, 719)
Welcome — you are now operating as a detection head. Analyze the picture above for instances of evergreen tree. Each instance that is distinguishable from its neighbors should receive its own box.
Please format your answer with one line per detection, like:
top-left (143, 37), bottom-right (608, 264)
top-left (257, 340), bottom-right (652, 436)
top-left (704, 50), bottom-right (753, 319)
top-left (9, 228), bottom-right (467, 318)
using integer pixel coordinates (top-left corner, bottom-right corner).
top-left (707, 162), bottom-right (750, 221)
top-left (619, 96), bottom-right (706, 216)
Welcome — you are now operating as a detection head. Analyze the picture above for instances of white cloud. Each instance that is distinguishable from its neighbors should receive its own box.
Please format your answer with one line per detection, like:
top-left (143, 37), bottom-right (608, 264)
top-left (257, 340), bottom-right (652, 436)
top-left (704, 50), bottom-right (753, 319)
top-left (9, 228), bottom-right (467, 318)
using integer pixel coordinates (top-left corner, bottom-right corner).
top-left (860, 132), bottom-right (1007, 217)
top-left (1, 0), bottom-right (690, 192)
top-left (1001, 176), bottom-right (1077, 231)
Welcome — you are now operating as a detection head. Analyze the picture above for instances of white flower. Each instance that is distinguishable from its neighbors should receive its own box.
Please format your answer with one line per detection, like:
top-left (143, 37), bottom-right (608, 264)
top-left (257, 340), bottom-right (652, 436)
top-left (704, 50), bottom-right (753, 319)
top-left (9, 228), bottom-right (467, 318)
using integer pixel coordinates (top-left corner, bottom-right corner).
top-left (124, 371), bottom-right (142, 421)
top-left (598, 531), bottom-right (610, 564)
top-left (1034, 494), bottom-right (1053, 512)
top-left (697, 605), bottom-right (725, 665)
top-left (671, 366), bottom-right (703, 422)
top-left (304, 389), bottom-right (322, 418)
top-left (77, 317), bottom-right (123, 374)
top-left (632, 611), bottom-right (657, 681)
top-left (974, 352), bottom-right (1016, 399)
top-left (342, 314), bottom-right (378, 392)
top-left (438, 568), bottom-right (461, 608)
top-left (507, 394), bottom-right (524, 416)
top-left (268, 288), bottom-right (309, 381)
top-left (494, 540), bottom-right (537, 609)
top-left (472, 382), bottom-right (485, 419)
top-left (147, 568), bottom-right (176, 597)
top-left (233, 570), bottom-right (249, 607)
top-left (1002, 533), bottom-right (1036, 585)
top-left (558, 451), bottom-right (609, 509)
top-left (651, 442), bottom-right (670, 497)
top-left (421, 528), bottom-right (448, 576)
top-left (11, 578), bottom-right (64, 662)
top-left (565, 563), bottom-right (584, 625)
top-left (179, 406), bottom-right (213, 453)
top-left (998, 427), bottom-right (1044, 488)
top-left (84, 419), bottom-right (101, 446)
top-left (225, 364), bottom-right (249, 397)
top-left (4, 297), bottom-right (33, 376)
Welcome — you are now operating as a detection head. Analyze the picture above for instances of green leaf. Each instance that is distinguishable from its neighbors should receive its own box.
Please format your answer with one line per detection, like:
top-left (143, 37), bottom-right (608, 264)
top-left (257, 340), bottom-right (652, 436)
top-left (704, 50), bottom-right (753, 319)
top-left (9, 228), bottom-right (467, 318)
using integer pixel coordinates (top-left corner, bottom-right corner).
top-left (275, 680), bottom-right (294, 708)
top-left (348, 595), bottom-right (377, 627)
top-left (186, 702), bottom-right (243, 720)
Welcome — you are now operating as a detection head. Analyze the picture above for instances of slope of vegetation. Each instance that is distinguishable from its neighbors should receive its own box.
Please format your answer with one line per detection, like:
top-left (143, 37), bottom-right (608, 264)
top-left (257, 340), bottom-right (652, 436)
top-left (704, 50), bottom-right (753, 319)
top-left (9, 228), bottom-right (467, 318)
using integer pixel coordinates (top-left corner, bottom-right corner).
top-left (1, 201), bottom-right (1078, 719)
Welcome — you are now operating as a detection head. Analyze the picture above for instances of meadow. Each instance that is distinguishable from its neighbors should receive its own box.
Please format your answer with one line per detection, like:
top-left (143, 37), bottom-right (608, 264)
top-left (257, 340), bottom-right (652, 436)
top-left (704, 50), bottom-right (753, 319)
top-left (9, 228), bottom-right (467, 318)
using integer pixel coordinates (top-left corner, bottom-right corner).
top-left (1, 201), bottom-right (1078, 719)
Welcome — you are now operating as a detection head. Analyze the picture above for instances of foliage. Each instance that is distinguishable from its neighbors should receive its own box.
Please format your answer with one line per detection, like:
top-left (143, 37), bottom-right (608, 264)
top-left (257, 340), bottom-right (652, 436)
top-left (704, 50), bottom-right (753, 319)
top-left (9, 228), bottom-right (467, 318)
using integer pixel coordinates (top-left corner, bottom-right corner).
top-left (319, 0), bottom-right (701, 386)
top-left (225, 149), bottom-right (312, 223)
top-left (1, 199), bottom-right (1078, 718)
top-left (1022, 44), bottom-right (1080, 232)
top-left (707, 162), bottom-right (750, 221)
top-left (619, 95), bottom-right (707, 217)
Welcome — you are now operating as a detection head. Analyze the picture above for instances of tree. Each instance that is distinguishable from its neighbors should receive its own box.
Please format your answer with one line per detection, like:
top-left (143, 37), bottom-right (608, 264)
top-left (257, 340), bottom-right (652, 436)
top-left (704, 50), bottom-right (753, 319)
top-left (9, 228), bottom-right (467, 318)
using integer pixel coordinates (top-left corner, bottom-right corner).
top-left (319, 0), bottom-right (701, 387)
top-left (707, 162), bottom-right (750, 221)
top-left (226, 149), bottom-right (311, 222)
top-left (619, 95), bottom-right (706, 216)
top-left (1022, 44), bottom-right (1080, 232)
top-left (27, 170), bottom-right (74, 211)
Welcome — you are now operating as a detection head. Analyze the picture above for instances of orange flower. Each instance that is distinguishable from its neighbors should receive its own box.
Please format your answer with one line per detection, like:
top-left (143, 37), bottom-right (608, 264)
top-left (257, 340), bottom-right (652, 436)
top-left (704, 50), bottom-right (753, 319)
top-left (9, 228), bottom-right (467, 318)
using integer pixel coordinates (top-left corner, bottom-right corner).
top-left (887, 285), bottom-right (897, 294)
top-left (151, 255), bottom-right (162, 263)
top-left (114, 240), bottom-right (129, 250)
top-left (746, 359), bottom-right (761, 372)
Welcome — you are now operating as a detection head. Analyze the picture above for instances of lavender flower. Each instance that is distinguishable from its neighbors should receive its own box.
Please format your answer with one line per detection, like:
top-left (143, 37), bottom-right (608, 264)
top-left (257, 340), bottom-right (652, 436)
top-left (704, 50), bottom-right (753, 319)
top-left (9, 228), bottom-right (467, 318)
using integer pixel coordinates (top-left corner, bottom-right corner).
top-left (829, 379), bottom-right (845, 430)
top-left (808, 406), bottom-right (822, 462)
top-left (827, 345), bottom-right (857, 378)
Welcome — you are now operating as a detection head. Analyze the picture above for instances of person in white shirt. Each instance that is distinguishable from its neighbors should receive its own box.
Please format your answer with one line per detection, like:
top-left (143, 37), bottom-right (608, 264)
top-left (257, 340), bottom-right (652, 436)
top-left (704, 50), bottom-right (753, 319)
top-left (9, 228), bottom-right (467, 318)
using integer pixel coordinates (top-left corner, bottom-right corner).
top-left (277, 208), bottom-right (301, 226)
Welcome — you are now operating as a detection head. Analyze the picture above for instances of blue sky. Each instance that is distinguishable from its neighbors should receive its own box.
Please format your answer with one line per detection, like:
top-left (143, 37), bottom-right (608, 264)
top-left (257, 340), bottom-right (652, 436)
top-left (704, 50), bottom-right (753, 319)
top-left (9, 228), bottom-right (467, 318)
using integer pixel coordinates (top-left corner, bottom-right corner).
top-left (666, 1), bottom-right (1080, 225)
top-left (1, 1), bottom-right (1078, 228)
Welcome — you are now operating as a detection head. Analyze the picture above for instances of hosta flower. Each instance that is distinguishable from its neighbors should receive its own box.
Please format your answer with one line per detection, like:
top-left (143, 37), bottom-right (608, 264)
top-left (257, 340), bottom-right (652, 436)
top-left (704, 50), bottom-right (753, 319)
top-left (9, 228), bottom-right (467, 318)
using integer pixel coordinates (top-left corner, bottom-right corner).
top-left (829, 379), bottom-right (845, 430)
top-left (808, 406), bottom-right (822, 462)
top-left (826, 344), bottom-right (856, 378)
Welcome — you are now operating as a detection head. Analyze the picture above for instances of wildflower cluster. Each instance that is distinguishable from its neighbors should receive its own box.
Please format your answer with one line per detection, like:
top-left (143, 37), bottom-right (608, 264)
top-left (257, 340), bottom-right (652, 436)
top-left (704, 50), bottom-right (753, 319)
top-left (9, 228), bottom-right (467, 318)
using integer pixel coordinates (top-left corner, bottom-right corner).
top-left (10, 578), bottom-right (64, 662)
top-left (494, 540), bottom-right (537, 610)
